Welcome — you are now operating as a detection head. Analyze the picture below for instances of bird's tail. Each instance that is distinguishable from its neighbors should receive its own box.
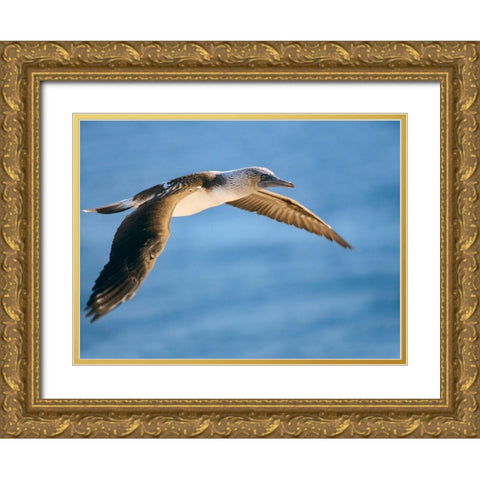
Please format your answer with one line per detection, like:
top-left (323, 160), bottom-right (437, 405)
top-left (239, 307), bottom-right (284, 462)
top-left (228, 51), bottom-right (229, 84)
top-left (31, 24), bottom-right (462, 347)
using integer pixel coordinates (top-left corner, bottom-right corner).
top-left (83, 197), bottom-right (135, 214)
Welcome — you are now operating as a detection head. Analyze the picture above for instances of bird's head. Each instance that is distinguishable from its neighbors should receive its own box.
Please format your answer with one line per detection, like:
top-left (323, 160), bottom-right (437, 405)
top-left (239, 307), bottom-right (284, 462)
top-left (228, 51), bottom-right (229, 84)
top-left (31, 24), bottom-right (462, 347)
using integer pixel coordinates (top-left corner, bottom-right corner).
top-left (239, 167), bottom-right (295, 190)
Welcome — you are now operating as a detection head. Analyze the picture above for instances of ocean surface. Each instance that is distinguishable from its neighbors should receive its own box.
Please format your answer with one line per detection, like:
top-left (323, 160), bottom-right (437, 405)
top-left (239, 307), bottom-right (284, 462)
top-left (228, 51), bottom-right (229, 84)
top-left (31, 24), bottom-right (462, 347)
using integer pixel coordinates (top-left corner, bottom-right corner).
top-left (79, 119), bottom-right (401, 359)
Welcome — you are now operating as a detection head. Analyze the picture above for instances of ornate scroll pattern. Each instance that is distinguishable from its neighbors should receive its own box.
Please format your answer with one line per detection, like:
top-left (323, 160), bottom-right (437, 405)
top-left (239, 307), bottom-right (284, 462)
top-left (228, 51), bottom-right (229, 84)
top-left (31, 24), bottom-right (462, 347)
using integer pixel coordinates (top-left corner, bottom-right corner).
top-left (0, 42), bottom-right (478, 437)
top-left (451, 42), bottom-right (479, 438)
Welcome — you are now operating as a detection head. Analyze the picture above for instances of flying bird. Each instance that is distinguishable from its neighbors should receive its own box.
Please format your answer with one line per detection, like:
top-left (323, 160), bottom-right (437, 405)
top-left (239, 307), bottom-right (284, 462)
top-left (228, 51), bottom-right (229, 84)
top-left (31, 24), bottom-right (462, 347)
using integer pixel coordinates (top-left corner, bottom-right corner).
top-left (84, 167), bottom-right (352, 321)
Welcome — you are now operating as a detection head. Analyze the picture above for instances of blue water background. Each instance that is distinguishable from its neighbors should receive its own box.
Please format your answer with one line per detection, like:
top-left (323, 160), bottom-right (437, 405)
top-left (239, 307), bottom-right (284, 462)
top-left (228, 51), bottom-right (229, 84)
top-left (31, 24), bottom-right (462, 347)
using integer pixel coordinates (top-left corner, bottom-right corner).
top-left (79, 120), bottom-right (400, 359)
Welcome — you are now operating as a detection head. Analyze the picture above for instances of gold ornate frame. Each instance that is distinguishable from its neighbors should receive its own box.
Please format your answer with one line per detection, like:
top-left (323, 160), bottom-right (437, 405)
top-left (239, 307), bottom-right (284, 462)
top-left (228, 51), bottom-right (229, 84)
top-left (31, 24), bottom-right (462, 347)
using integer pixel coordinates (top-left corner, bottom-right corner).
top-left (0, 41), bottom-right (479, 438)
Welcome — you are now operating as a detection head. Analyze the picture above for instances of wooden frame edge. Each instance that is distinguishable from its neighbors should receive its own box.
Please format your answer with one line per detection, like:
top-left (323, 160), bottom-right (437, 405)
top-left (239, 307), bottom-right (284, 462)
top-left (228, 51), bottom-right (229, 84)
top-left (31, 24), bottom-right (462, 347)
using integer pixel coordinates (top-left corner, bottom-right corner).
top-left (0, 41), bottom-right (478, 438)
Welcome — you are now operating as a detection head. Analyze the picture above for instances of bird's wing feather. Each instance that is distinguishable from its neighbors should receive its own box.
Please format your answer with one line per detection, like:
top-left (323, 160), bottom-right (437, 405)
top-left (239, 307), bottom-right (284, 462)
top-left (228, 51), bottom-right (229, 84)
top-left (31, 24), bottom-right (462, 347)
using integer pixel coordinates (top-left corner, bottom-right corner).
top-left (86, 179), bottom-right (204, 321)
top-left (84, 176), bottom-right (192, 214)
top-left (227, 190), bottom-right (352, 249)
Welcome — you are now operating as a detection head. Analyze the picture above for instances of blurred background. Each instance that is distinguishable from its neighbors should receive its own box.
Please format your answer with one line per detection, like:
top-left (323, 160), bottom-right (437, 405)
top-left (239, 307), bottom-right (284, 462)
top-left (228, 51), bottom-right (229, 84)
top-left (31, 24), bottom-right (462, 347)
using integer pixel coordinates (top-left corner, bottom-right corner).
top-left (79, 119), bottom-right (400, 360)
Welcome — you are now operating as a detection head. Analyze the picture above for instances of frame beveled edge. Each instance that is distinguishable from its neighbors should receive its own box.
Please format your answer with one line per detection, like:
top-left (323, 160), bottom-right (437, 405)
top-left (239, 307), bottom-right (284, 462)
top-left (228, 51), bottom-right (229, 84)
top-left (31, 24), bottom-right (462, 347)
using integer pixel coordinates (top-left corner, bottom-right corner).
top-left (0, 41), bottom-right (478, 438)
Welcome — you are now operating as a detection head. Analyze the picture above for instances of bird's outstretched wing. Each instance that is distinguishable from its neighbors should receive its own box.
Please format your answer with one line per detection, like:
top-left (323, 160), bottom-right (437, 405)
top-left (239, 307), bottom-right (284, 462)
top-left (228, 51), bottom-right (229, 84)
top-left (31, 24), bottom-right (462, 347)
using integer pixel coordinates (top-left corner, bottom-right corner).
top-left (86, 180), bottom-right (203, 321)
top-left (227, 190), bottom-right (352, 249)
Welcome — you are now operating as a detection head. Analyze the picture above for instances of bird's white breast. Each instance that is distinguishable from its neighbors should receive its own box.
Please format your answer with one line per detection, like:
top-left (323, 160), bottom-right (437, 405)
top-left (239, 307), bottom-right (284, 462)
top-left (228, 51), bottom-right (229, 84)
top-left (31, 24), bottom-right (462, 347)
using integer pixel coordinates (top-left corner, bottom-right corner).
top-left (172, 187), bottom-right (246, 217)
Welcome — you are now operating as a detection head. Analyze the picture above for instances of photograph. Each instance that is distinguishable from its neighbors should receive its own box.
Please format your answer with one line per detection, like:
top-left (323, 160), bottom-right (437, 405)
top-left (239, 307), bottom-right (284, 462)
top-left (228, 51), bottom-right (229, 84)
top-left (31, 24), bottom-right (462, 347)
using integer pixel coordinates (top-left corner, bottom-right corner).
top-left (77, 115), bottom-right (404, 362)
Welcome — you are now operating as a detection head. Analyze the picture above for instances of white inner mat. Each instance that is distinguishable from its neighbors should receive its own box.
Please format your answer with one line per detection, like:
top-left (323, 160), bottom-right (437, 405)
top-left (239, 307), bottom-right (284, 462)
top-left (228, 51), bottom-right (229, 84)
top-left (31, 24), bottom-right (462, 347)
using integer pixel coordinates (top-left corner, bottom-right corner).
top-left (41, 81), bottom-right (440, 399)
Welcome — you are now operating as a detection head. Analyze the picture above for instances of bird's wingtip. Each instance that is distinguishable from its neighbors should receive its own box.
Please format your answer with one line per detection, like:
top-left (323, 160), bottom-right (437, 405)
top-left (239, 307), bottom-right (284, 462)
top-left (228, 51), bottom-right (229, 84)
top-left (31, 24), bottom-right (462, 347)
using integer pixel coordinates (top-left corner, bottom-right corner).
top-left (85, 304), bottom-right (101, 322)
top-left (86, 311), bottom-right (101, 323)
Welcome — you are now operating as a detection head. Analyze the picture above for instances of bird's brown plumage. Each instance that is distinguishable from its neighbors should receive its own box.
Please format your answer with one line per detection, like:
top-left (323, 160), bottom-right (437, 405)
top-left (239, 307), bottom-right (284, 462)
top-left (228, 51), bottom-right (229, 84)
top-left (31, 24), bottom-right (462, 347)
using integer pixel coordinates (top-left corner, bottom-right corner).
top-left (227, 190), bottom-right (352, 249)
top-left (85, 176), bottom-right (205, 321)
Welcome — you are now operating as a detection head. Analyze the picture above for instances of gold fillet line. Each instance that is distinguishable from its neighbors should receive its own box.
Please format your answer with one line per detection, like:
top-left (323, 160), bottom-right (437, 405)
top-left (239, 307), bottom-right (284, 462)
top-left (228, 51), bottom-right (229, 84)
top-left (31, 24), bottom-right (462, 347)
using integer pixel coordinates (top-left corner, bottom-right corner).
top-left (73, 117), bottom-right (81, 363)
top-left (74, 113), bottom-right (407, 121)
top-left (400, 115), bottom-right (408, 363)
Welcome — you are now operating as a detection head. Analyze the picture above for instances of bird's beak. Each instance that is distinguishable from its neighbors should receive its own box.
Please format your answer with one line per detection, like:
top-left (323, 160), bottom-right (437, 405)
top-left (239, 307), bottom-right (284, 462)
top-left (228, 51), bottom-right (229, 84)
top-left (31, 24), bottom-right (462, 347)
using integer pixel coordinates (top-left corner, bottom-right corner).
top-left (259, 175), bottom-right (295, 189)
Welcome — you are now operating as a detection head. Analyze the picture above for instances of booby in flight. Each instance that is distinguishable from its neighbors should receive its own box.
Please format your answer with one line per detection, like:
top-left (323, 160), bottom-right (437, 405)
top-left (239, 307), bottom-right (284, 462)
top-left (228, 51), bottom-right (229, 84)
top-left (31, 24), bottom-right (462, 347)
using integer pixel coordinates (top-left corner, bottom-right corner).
top-left (84, 167), bottom-right (351, 321)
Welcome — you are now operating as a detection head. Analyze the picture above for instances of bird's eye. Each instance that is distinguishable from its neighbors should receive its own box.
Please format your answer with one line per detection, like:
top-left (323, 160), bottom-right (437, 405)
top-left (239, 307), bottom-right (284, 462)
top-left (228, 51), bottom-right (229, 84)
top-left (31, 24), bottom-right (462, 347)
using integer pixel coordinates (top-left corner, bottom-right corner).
top-left (260, 174), bottom-right (267, 181)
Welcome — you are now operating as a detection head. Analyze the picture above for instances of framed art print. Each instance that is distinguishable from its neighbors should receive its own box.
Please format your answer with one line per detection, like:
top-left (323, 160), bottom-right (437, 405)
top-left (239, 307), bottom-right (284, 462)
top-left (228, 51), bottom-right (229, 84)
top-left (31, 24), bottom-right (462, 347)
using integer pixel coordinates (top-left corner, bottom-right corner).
top-left (0, 42), bottom-right (479, 437)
